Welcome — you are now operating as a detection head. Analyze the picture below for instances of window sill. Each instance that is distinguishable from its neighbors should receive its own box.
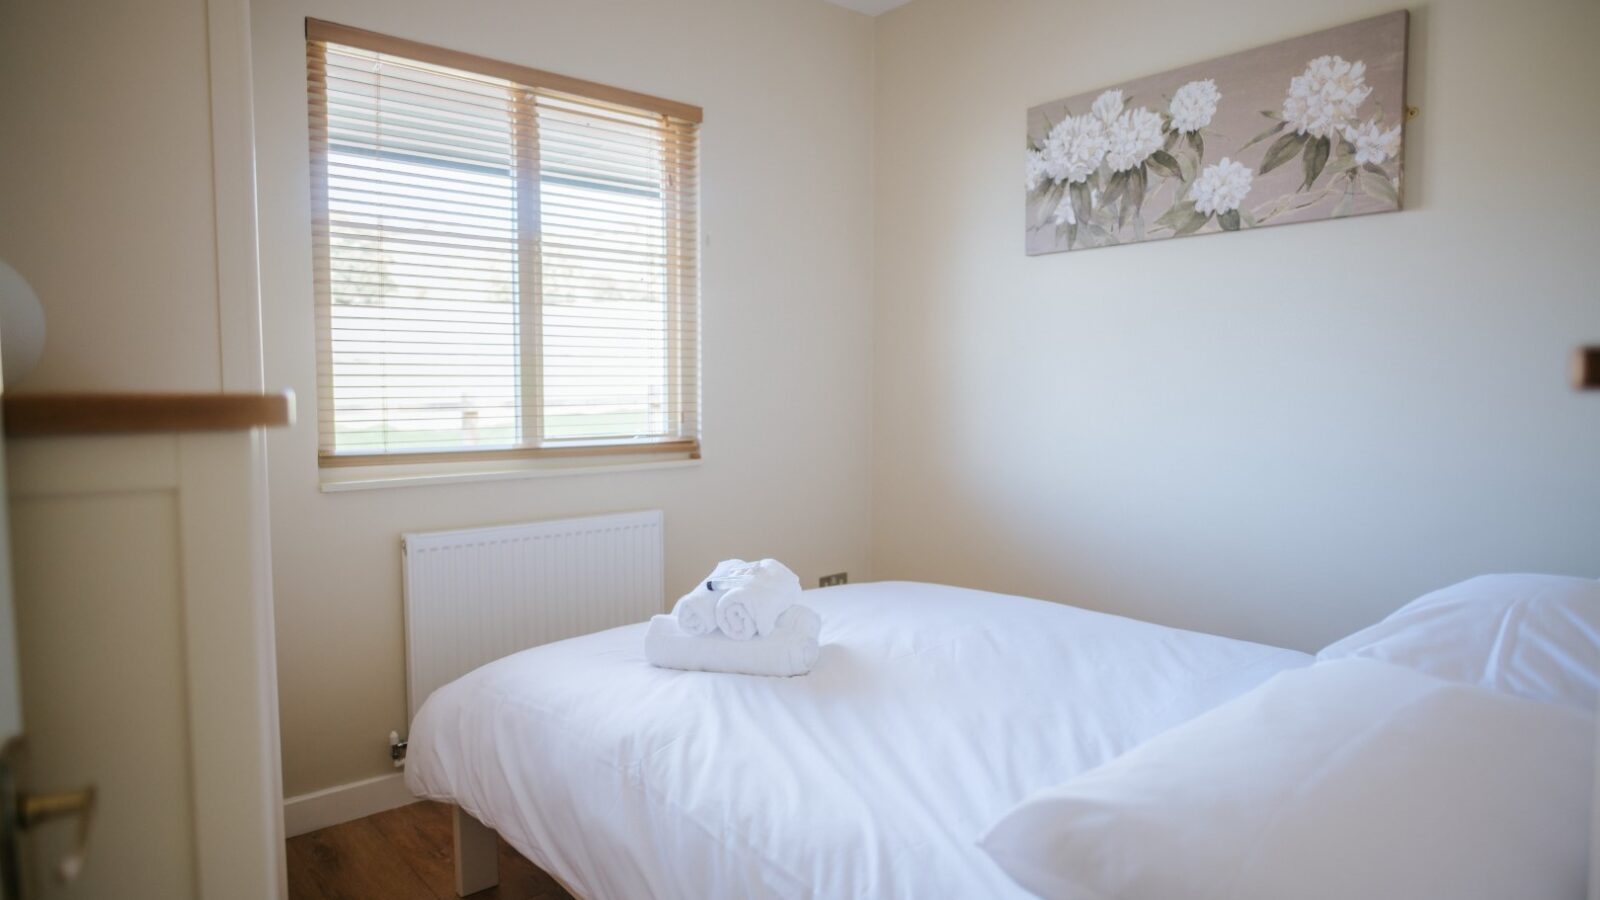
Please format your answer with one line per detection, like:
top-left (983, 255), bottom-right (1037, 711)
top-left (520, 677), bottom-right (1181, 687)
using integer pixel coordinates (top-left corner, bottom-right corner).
top-left (318, 450), bottom-right (700, 493)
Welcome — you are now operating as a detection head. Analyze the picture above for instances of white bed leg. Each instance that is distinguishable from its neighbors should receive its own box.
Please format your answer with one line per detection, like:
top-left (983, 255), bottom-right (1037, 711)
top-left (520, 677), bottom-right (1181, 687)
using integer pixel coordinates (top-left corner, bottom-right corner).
top-left (452, 805), bottom-right (500, 896)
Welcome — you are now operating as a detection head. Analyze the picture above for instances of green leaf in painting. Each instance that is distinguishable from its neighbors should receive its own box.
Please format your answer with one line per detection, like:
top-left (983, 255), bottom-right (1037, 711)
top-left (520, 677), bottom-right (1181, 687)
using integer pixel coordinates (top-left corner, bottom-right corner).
top-left (1032, 181), bottom-right (1064, 229)
top-left (1174, 207), bottom-right (1210, 235)
top-left (1332, 177), bottom-right (1356, 218)
top-left (1070, 180), bottom-right (1093, 226)
top-left (1155, 200), bottom-right (1197, 230)
top-left (1177, 150), bottom-right (1197, 182)
top-left (1240, 119), bottom-right (1287, 152)
top-left (1066, 222), bottom-right (1078, 249)
top-left (1163, 130), bottom-right (1180, 153)
top-left (1101, 171), bottom-right (1129, 208)
top-left (1218, 209), bottom-right (1241, 231)
top-left (1187, 130), bottom-right (1204, 159)
top-left (1301, 136), bottom-right (1331, 190)
top-left (1358, 169), bottom-right (1400, 206)
top-left (1363, 162), bottom-right (1389, 176)
top-left (1260, 131), bottom-right (1308, 174)
top-left (1260, 109), bottom-right (1281, 120)
top-left (1125, 166), bottom-right (1147, 221)
top-left (1148, 150), bottom-right (1182, 180)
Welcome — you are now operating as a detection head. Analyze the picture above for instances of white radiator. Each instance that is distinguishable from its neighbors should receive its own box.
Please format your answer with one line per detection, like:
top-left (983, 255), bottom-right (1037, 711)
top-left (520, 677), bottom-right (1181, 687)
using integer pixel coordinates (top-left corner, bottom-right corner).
top-left (402, 510), bottom-right (664, 720)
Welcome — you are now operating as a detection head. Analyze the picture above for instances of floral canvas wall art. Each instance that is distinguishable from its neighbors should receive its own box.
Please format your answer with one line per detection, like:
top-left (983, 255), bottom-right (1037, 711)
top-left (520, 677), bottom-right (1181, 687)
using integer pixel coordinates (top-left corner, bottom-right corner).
top-left (1026, 12), bottom-right (1407, 255)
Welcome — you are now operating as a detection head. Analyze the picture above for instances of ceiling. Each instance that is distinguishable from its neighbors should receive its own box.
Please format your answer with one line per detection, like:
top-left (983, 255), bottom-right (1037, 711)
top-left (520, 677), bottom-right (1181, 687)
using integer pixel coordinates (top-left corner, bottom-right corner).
top-left (822, 0), bottom-right (915, 15)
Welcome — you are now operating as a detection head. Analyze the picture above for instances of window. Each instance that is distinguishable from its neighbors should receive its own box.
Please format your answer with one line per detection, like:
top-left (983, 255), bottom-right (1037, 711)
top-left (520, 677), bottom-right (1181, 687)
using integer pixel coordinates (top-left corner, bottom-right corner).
top-left (307, 20), bottom-right (701, 466)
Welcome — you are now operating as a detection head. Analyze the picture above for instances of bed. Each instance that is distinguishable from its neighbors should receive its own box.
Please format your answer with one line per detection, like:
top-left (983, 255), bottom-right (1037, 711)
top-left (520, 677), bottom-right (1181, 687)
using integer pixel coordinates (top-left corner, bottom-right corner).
top-left (405, 581), bottom-right (1311, 899)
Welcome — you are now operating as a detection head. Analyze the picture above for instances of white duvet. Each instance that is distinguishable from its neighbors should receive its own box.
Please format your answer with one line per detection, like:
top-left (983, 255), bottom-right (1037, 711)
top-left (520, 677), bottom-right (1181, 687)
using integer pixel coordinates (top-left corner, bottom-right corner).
top-left (406, 581), bottom-right (1310, 900)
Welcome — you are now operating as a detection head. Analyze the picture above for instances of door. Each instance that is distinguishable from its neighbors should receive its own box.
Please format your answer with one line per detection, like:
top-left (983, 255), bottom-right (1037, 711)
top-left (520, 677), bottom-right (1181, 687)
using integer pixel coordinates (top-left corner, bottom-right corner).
top-left (0, 330), bottom-right (96, 900)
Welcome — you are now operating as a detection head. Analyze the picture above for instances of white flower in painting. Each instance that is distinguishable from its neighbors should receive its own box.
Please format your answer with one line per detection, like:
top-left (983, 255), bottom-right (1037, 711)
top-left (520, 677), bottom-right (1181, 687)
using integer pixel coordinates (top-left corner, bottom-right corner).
top-left (1168, 79), bottom-right (1220, 133)
top-left (1104, 108), bottom-right (1164, 172)
top-left (1042, 115), bottom-right (1107, 184)
top-left (1282, 55), bottom-right (1372, 139)
top-left (1025, 149), bottom-right (1050, 192)
top-left (1341, 117), bottom-right (1401, 165)
top-left (1092, 89), bottom-right (1125, 123)
top-left (1189, 157), bottom-right (1253, 215)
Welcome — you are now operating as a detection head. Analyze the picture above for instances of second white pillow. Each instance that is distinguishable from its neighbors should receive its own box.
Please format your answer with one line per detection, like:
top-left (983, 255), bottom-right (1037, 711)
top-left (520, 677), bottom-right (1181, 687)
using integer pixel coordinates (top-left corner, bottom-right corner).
top-left (979, 659), bottom-right (1593, 900)
top-left (1318, 573), bottom-right (1600, 710)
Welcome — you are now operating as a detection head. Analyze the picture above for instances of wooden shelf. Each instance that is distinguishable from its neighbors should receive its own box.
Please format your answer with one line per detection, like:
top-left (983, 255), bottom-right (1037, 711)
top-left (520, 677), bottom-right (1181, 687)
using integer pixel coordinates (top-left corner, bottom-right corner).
top-left (4, 391), bottom-right (295, 436)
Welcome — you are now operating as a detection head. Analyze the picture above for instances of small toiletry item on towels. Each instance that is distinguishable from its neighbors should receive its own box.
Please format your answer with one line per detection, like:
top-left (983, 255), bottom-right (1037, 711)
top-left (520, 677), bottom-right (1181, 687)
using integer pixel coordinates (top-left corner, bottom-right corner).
top-left (714, 559), bottom-right (803, 641)
top-left (671, 558), bottom-right (749, 637)
top-left (645, 604), bottom-right (823, 677)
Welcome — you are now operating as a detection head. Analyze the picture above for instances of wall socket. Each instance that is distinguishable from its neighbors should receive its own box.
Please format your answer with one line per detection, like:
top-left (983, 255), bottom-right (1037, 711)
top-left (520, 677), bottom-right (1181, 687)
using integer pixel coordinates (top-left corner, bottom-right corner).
top-left (819, 572), bottom-right (849, 588)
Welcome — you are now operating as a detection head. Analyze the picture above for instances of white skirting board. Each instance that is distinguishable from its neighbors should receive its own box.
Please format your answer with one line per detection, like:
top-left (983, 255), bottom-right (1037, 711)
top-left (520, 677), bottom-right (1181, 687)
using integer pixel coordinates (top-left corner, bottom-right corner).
top-left (283, 772), bottom-right (418, 837)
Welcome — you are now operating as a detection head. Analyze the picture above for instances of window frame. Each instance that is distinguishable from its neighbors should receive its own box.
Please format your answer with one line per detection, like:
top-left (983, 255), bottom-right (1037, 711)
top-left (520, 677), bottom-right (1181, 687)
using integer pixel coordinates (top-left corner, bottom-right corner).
top-left (306, 19), bottom-right (702, 469)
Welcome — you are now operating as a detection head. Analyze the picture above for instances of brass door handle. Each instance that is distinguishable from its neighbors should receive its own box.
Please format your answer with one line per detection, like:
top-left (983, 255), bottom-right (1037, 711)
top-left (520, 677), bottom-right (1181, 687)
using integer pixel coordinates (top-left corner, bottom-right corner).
top-left (18, 786), bottom-right (94, 882)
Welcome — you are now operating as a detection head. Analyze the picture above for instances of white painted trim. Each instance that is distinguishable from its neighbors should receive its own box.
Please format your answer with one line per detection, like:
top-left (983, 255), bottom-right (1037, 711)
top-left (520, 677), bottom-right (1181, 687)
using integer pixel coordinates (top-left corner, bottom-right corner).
top-left (178, 432), bottom-right (286, 899)
top-left (202, 4), bottom-right (289, 895)
top-left (206, 0), bottom-right (266, 393)
top-left (283, 773), bottom-right (419, 837)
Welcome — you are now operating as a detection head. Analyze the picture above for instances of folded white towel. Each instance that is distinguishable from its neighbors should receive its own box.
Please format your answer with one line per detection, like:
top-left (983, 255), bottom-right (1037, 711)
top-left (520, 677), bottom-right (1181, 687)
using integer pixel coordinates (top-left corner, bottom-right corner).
top-left (671, 558), bottom-right (748, 636)
top-left (713, 559), bottom-right (803, 641)
top-left (645, 604), bottom-right (822, 677)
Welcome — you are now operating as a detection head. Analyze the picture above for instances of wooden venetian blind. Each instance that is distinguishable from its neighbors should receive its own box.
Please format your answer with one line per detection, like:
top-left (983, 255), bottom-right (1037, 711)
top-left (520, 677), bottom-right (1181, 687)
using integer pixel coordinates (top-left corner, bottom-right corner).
top-left (307, 20), bottom-right (701, 465)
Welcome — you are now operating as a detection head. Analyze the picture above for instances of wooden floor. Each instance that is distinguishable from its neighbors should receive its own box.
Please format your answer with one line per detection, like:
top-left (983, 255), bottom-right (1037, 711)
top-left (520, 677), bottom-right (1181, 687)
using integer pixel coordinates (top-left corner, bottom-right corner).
top-left (287, 801), bottom-right (576, 899)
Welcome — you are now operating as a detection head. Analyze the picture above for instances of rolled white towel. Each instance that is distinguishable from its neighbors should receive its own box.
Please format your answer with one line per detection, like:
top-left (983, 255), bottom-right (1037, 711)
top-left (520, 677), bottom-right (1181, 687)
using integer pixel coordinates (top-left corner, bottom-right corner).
top-left (714, 559), bottom-right (802, 641)
top-left (672, 558), bottom-right (748, 636)
top-left (645, 604), bottom-right (823, 677)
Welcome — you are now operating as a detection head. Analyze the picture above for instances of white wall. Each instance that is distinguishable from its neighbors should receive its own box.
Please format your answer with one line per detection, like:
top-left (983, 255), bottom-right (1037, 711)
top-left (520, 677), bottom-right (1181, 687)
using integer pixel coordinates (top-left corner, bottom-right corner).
top-left (0, 0), bottom-right (222, 392)
top-left (253, 0), bottom-right (876, 797)
top-left (872, 0), bottom-right (1600, 652)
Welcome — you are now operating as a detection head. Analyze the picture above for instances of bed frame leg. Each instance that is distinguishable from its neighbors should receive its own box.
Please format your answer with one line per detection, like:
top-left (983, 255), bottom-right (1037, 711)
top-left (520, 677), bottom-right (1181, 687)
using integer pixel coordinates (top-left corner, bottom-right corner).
top-left (452, 805), bottom-right (500, 896)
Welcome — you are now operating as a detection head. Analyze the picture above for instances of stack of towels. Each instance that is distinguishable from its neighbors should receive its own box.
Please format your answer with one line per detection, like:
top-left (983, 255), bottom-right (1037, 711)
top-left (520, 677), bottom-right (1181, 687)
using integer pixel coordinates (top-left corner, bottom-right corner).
top-left (644, 559), bottom-right (822, 677)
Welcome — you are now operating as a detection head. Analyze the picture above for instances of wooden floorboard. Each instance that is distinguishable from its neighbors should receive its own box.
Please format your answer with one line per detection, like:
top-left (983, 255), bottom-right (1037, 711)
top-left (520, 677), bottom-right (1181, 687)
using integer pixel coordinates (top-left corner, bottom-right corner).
top-left (287, 801), bottom-right (577, 900)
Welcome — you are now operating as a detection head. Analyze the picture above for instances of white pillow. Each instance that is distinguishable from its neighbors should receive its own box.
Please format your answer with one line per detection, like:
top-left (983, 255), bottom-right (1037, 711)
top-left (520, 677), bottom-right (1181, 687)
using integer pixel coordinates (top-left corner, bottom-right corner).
top-left (979, 660), bottom-right (1593, 900)
top-left (1318, 574), bottom-right (1600, 710)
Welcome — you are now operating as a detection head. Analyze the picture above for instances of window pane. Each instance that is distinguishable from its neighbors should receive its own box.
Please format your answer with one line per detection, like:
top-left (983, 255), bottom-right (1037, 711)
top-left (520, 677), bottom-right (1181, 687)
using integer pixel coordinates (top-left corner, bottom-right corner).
top-left (322, 47), bottom-right (522, 455)
top-left (538, 99), bottom-right (671, 443)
